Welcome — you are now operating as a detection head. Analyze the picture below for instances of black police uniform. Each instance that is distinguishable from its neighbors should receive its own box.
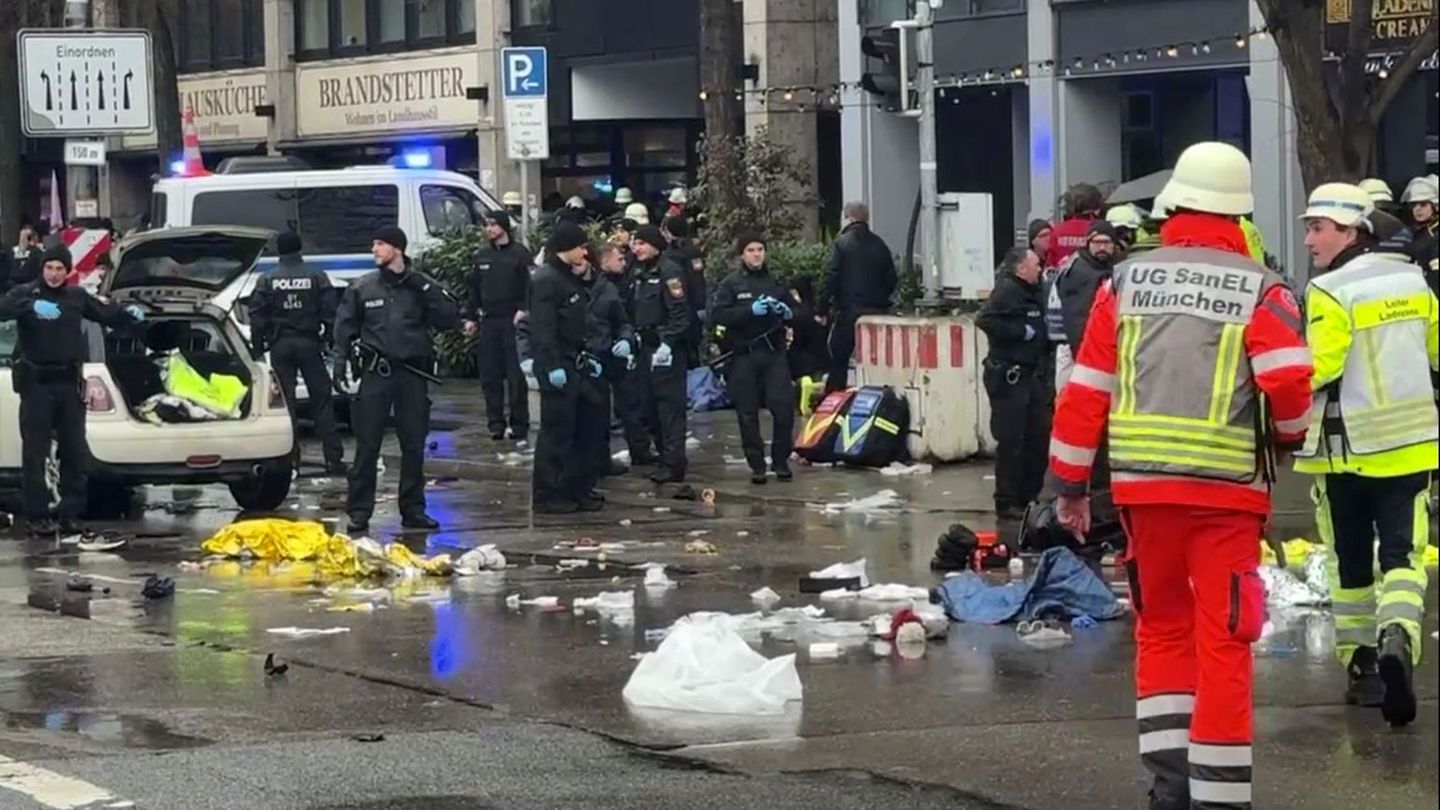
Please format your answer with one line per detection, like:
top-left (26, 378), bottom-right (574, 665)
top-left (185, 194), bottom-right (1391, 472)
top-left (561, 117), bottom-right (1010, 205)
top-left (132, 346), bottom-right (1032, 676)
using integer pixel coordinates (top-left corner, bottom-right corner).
top-left (711, 263), bottom-right (797, 479)
top-left (818, 221), bottom-right (896, 392)
top-left (248, 249), bottom-right (343, 470)
top-left (0, 271), bottom-right (139, 528)
top-left (976, 271), bottom-right (1050, 518)
top-left (665, 239), bottom-right (707, 361)
top-left (631, 252), bottom-right (692, 482)
top-left (333, 261), bottom-right (459, 530)
top-left (611, 252), bottom-right (655, 463)
top-left (583, 268), bottom-right (635, 480)
top-left (527, 255), bottom-right (599, 510)
top-left (467, 236), bottom-right (532, 439)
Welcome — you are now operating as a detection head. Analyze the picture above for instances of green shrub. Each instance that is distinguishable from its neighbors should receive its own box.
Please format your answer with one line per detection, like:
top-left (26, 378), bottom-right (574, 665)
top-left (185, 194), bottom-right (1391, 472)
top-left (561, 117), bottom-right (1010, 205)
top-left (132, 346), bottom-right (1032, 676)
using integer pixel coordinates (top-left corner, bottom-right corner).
top-left (419, 228), bottom-right (485, 377)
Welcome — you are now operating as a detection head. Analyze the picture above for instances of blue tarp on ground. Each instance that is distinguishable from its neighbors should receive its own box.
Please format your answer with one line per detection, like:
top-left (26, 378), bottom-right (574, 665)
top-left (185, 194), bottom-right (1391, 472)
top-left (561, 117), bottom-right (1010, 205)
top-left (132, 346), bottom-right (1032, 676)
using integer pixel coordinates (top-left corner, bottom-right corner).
top-left (931, 547), bottom-right (1126, 624)
top-left (687, 366), bottom-right (731, 412)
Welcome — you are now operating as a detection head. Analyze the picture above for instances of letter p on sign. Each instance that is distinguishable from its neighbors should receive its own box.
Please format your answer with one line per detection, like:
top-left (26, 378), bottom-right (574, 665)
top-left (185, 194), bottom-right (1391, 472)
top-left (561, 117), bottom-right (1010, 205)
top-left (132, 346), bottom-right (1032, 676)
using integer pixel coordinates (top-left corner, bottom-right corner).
top-left (502, 47), bottom-right (547, 98)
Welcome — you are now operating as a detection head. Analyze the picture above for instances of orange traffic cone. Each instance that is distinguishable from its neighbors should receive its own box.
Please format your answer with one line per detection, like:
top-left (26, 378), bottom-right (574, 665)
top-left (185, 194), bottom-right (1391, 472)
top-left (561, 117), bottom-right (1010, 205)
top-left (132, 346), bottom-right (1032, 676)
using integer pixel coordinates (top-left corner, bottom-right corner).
top-left (180, 104), bottom-right (209, 176)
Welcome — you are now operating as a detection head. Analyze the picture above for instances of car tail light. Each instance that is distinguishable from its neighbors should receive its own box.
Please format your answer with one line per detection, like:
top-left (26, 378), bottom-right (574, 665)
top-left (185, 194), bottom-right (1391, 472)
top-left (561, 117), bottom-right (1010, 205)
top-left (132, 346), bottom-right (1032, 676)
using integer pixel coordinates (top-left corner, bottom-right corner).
top-left (268, 371), bottom-right (286, 410)
top-left (186, 455), bottom-right (222, 469)
top-left (84, 376), bottom-right (115, 413)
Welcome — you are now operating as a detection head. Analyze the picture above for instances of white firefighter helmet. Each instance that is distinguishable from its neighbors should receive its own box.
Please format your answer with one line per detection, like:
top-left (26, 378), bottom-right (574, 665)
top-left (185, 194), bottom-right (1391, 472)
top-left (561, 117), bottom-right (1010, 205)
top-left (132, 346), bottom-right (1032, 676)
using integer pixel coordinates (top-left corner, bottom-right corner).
top-left (565, 195), bottom-right (586, 210)
top-left (1357, 177), bottom-right (1393, 204)
top-left (668, 187), bottom-right (688, 205)
top-left (1105, 204), bottom-right (1144, 230)
top-left (1301, 182), bottom-right (1375, 231)
top-left (1159, 142), bottom-right (1254, 217)
top-left (614, 187), bottom-right (634, 205)
top-left (624, 202), bottom-right (651, 224)
top-left (1399, 176), bottom-right (1438, 205)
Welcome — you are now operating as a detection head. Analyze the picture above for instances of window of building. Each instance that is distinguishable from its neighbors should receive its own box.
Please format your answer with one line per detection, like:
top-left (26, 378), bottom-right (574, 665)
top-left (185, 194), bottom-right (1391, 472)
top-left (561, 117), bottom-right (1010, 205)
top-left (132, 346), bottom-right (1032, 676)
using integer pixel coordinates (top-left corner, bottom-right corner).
top-left (178, 0), bottom-right (265, 71)
top-left (297, 0), bottom-right (479, 58)
top-left (514, 0), bottom-right (553, 28)
top-left (192, 190), bottom-right (300, 234)
top-left (297, 186), bottom-right (400, 254)
top-left (420, 185), bottom-right (484, 234)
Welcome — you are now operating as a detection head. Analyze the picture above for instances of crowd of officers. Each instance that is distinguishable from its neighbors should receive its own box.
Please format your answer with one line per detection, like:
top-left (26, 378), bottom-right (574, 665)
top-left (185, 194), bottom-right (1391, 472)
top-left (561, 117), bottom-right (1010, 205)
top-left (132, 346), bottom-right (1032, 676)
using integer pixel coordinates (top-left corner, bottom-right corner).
top-left (980, 149), bottom-right (1438, 810)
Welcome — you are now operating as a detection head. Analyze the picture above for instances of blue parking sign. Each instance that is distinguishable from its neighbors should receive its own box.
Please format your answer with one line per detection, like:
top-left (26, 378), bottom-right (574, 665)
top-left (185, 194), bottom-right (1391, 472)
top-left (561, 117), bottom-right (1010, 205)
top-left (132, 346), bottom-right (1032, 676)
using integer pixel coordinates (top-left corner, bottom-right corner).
top-left (501, 47), bottom-right (548, 99)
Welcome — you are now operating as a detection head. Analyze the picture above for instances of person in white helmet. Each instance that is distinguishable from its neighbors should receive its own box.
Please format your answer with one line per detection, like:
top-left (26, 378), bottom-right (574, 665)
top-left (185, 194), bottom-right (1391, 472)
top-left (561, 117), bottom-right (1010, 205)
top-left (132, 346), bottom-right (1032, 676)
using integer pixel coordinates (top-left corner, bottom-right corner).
top-left (1293, 181), bottom-right (1438, 729)
top-left (1104, 204), bottom-right (1145, 255)
top-left (1051, 142), bottom-right (1313, 810)
top-left (614, 187), bottom-right (634, 206)
top-left (1399, 176), bottom-right (1437, 293)
top-left (624, 201), bottom-right (651, 226)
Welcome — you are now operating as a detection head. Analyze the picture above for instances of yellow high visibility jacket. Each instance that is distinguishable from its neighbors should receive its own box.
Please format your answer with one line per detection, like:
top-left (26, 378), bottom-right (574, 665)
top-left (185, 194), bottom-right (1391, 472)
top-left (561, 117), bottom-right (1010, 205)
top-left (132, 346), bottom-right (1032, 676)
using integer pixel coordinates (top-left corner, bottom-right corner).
top-left (1239, 217), bottom-right (1266, 264)
top-left (1294, 252), bottom-right (1440, 477)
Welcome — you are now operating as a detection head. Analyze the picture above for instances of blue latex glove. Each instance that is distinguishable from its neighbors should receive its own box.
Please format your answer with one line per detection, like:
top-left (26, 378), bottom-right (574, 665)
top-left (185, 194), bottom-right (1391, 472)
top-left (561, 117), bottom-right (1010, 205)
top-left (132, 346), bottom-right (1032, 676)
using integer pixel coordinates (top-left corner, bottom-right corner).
top-left (773, 300), bottom-right (794, 321)
top-left (1071, 614), bottom-right (1097, 630)
top-left (584, 356), bottom-right (604, 378)
top-left (1024, 324), bottom-right (1036, 342)
top-left (520, 358), bottom-right (535, 376)
top-left (652, 342), bottom-right (673, 368)
top-left (33, 300), bottom-right (61, 320)
top-left (751, 298), bottom-right (770, 317)
top-left (124, 305), bottom-right (146, 322)
top-left (546, 368), bottom-right (567, 389)
top-left (611, 339), bottom-right (631, 360)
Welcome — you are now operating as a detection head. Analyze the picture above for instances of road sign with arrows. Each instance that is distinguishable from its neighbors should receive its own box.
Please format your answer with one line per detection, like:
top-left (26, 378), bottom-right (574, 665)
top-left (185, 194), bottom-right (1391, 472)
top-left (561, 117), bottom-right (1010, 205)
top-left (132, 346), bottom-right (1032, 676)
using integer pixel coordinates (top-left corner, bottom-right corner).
top-left (18, 29), bottom-right (154, 137)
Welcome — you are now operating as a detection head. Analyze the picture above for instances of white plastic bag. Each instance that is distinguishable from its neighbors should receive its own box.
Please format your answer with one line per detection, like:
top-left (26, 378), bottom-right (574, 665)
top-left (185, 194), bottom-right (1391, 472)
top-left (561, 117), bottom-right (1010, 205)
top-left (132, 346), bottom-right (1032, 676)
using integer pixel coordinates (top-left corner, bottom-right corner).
top-left (809, 558), bottom-right (870, 587)
top-left (623, 614), bottom-right (803, 715)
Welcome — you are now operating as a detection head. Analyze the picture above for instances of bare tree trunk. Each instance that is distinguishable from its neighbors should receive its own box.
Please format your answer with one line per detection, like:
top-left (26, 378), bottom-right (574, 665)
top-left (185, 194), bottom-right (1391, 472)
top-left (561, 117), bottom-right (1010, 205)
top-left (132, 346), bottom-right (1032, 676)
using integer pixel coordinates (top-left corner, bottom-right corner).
top-left (0, 2), bottom-right (25, 244)
top-left (1256, 0), bottom-right (1437, 191)
top-left (698, 0), bottom-right (741, 213)
top-left (146, 0), bottom-right (183, 172)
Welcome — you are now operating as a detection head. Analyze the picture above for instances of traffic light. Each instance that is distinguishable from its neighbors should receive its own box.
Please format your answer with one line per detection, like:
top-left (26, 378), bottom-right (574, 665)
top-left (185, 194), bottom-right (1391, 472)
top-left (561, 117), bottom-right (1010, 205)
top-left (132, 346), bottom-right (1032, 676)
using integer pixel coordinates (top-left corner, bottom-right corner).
top-left (860, 27), bottom-right (911, 112)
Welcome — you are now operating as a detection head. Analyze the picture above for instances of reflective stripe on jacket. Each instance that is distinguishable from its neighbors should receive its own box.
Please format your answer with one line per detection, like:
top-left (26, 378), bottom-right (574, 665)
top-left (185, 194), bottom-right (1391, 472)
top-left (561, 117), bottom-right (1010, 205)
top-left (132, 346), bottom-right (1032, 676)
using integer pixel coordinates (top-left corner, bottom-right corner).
top-left (1295, 253), bottom-right (1440, 476)
top-left (1049, 245), bottom-right (1314, 514)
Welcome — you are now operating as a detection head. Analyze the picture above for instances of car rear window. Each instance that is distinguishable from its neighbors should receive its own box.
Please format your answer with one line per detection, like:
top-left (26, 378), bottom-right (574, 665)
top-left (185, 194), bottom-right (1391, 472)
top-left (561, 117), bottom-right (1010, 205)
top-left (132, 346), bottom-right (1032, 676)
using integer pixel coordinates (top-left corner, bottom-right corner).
top-left (192, 189), bottom-right (299, 235)
top-left (297, 185), bottom-right (400, 254)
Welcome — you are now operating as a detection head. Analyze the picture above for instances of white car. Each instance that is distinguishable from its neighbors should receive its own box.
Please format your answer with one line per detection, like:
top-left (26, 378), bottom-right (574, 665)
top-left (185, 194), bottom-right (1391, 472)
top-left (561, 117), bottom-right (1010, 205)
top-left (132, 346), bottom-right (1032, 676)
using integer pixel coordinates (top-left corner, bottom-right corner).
top-left (0, 226), bottom-right (297, 516)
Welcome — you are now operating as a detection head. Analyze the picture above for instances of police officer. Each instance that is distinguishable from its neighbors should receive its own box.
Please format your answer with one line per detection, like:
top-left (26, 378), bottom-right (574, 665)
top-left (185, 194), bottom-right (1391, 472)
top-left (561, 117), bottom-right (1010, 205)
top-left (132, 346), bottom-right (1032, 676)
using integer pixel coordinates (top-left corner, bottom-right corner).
top-left (662, 215), bottom-right (706, 361)
top-left (463, 209), bottom-right (532, 441)
top-left (608, 221), bottom-right (654, 465)
top-left (527, 222), bottom-right (604, 513)
top-left (710, 233), bottom-right (796, 484)
top-left (976, 247), bottom-right (1049, 524)
top-left (584, 242), bottom-right (636, 481)
top-left (818, 202), bottom-right (896, 392)
top-left (0, 245), bottom-right (144, 536)
top-left (248, 231), bottom-right (344, 474)
top-left (630, 224), bottom-right (691, 483)
top-left (332, 227), bottom-right (459, 535)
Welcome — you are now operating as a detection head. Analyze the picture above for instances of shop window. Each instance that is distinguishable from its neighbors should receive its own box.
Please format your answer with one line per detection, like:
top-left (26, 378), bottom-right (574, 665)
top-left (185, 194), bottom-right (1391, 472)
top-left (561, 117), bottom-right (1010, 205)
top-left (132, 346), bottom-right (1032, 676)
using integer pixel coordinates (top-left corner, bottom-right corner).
top-left (298, 0), bottom-right (330, 53)
top-left (338, 0), bottom-right (367, 48)
top-left (192, 190), bottom-right (300, 234)
top-left (514, 0), bottom-right (553, 28)
top-left (297, 186), bottom-right (400, 254)
top-left (417, 0), bottom-right (447, 39)
top-left (624, 128), bottom-right (687, 168)
top-left (420, 185), bottom-right (484, 234)
top-left (457, 0), bottom-right (476, 34)
top-left (378, 0), bottom-right (407, 44)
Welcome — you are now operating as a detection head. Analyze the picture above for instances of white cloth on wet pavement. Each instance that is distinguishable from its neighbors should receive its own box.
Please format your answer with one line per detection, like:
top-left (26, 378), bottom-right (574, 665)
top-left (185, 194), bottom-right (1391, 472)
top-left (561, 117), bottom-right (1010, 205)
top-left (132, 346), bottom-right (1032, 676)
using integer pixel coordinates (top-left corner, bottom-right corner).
top-left (808, 558), bottom-right (870, 587)
top-left (623, 613), bottom-right (802, 715)
top-left (818, 490), bottom-right (902, 514)
top-left (878, 462), bottom-right (933, 477)
top-left (454, 544), bottom-right (507, 575)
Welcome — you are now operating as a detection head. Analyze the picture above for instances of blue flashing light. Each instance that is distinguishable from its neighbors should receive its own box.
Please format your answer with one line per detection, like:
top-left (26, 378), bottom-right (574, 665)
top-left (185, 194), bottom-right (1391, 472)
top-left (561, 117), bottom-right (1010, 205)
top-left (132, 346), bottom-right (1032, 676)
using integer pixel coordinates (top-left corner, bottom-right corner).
top-left (400, 150), bottom-right (433, 169)
top-left (170, 159), bottom-right (187, 176)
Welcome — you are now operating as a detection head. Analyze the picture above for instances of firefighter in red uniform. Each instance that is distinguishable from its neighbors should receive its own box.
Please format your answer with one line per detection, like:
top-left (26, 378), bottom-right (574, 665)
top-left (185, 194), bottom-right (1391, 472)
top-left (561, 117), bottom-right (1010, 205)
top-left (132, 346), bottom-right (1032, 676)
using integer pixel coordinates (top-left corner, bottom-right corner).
top-left (1048, 142), bottom-right (1313, 810)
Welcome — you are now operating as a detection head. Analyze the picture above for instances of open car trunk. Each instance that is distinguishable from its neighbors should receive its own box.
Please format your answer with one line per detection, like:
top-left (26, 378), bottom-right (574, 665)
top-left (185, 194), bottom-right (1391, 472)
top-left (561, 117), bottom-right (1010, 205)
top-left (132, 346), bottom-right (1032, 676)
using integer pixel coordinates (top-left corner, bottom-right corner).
top-left (103, 316), bottom-right (255, 423)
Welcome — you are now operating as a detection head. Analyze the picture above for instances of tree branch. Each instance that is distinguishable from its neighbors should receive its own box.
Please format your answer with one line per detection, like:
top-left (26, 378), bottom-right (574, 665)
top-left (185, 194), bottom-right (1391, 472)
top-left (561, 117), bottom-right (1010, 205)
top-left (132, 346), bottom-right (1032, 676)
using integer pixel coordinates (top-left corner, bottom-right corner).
top-left (1338, 0), bottom-right (1375, 126)
top-left (1368, 17), bottom-right (1439, 124)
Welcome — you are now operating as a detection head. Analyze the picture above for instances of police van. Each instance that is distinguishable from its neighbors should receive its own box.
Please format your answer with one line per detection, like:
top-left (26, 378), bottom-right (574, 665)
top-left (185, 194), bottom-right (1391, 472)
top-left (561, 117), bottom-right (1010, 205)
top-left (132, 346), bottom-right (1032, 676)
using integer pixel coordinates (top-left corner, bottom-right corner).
top-left (151, 155), bottom-right (500, 415)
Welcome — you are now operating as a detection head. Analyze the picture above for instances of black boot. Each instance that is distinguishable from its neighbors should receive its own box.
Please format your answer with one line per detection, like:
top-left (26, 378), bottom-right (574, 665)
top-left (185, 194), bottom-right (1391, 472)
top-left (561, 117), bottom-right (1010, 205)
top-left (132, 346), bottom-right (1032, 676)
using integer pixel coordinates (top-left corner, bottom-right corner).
top-left (1344, 646), bottom-right (1385, 707)
top-left (750, 469), bottom-right (768, 485)
top-left (26, 518), bottom-right (57, 539)
top-left (1377, 625), bottom-right (1417, 727)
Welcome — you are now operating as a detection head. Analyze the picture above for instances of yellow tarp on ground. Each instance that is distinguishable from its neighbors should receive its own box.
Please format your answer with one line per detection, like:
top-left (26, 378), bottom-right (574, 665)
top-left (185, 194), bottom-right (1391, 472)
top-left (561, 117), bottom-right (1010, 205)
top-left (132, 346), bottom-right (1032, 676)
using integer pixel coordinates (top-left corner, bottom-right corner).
top-left (1261, 537), bottom-right (1317, 567)
top-left (201, 519), bottom-right (453, 579)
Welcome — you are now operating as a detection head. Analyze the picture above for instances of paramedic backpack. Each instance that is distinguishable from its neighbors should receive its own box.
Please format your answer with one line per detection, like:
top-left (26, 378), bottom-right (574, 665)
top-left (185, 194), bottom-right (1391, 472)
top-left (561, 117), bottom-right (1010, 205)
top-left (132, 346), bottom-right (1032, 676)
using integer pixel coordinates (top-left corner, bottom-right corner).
top-left (794, 388), bottom-right (856, 463)
top-left (833, 385), bottom-right (910, 467)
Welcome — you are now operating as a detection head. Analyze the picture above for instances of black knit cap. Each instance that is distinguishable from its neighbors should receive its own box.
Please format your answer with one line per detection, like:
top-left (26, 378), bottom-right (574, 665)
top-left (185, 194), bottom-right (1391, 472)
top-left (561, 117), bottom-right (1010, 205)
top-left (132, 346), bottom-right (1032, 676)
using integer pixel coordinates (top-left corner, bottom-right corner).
top-left (484, 209), bottom-right (513, 231)
top-left (40, 244), bottom-right (73, 271)
top-left (547, 221), bottom-right (588, 253)
top-left (633, 224), bottom-right (667, 250)
top-left (1027, 219), bottom-right (1053, 243)
top-left (276, 231), bottom-right (303, 256)
top-left (734, 231), bottom-right (766, 255)
top-left (664, 215), bottom-right (690, 238)
top-left (1086, 220), bottom-right (1119, 242)
top-left (373, 225), bottom-right (408, 252)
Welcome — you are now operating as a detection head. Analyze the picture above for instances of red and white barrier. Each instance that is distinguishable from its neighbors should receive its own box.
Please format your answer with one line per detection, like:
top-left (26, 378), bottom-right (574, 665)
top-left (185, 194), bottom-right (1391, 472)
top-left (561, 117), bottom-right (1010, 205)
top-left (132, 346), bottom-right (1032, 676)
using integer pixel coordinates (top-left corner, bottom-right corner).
top-left (854, 315), bottom-right (997, 461)
top-left (61, 227), bottom-right (113, 290)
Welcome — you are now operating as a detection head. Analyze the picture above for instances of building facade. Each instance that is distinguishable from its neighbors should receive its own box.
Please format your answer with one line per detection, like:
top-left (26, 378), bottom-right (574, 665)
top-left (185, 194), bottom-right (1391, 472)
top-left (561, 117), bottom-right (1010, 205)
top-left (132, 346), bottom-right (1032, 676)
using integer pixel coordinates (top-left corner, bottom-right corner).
top-left (842, 0), bottom-right (1438, 279)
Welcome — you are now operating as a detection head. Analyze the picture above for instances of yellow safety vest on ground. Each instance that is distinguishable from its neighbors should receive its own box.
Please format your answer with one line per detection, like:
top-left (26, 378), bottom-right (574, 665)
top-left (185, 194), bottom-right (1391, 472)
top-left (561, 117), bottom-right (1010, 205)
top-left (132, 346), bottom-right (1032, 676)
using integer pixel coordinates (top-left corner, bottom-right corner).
top-left (1294, 253), bottom-right (1440, 476)
top-left (1108, 246), bottom-right (1285, 483)
top-left (164, 353), bottom-right (248, 418)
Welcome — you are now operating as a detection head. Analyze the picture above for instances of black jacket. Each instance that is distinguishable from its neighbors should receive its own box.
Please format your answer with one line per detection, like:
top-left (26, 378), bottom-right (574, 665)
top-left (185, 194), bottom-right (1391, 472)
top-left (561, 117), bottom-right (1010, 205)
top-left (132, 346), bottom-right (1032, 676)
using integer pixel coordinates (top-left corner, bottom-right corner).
top-left (584, 270), bottom-right (634, 380)
top-left (1408, 222), bottom-right (1438, 298)
top-left (666, 240), bottom-right (707, 328)
top-left (710, 264), bottom-right (792, 350)
top-left (1055, 250), bottom-right (1115, 349)
top-left (786, 276), bottom-right (828, 378)
top-left (248, 254), bottom-right (336, 345)
top-left (632, 253), bottom-right (690, 347)
top-left (526, 256), bottom-right (591, 377)
top-left (333, 262), bottom-right (460, 366)
top-left (819, 222), bottom-right (896, 316)
top-left (977, 273), bottom-right (1047, 368)
top-left (466, 238), bottom-right (532, 320)
top-left (0, 280), bottom-right (136, 366)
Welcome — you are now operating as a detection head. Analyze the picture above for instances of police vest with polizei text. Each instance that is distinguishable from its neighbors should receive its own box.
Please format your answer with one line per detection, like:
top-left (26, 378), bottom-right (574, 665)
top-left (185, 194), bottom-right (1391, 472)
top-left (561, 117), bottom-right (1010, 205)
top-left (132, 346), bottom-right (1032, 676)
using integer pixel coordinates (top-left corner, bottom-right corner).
top-left (1107, 246), bottom-right (1285, 484)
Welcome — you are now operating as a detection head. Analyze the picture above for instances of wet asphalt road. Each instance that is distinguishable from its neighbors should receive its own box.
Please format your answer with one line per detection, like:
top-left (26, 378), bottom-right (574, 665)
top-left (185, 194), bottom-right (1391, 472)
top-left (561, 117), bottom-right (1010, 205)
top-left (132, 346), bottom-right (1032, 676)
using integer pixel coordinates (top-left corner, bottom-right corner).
top-left (0, 397), bottom-right (1435, 809)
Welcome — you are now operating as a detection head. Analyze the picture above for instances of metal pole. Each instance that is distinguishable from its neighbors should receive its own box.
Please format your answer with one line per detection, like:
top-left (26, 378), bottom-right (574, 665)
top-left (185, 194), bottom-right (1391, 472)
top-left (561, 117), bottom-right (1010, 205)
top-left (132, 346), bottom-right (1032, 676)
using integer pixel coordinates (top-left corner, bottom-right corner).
top-left (914, 1), bottom-right (939, 305)
top-left (519, 159), bottom-right (531, 244)
top-left (64, 0), bottom-right (99, 226)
